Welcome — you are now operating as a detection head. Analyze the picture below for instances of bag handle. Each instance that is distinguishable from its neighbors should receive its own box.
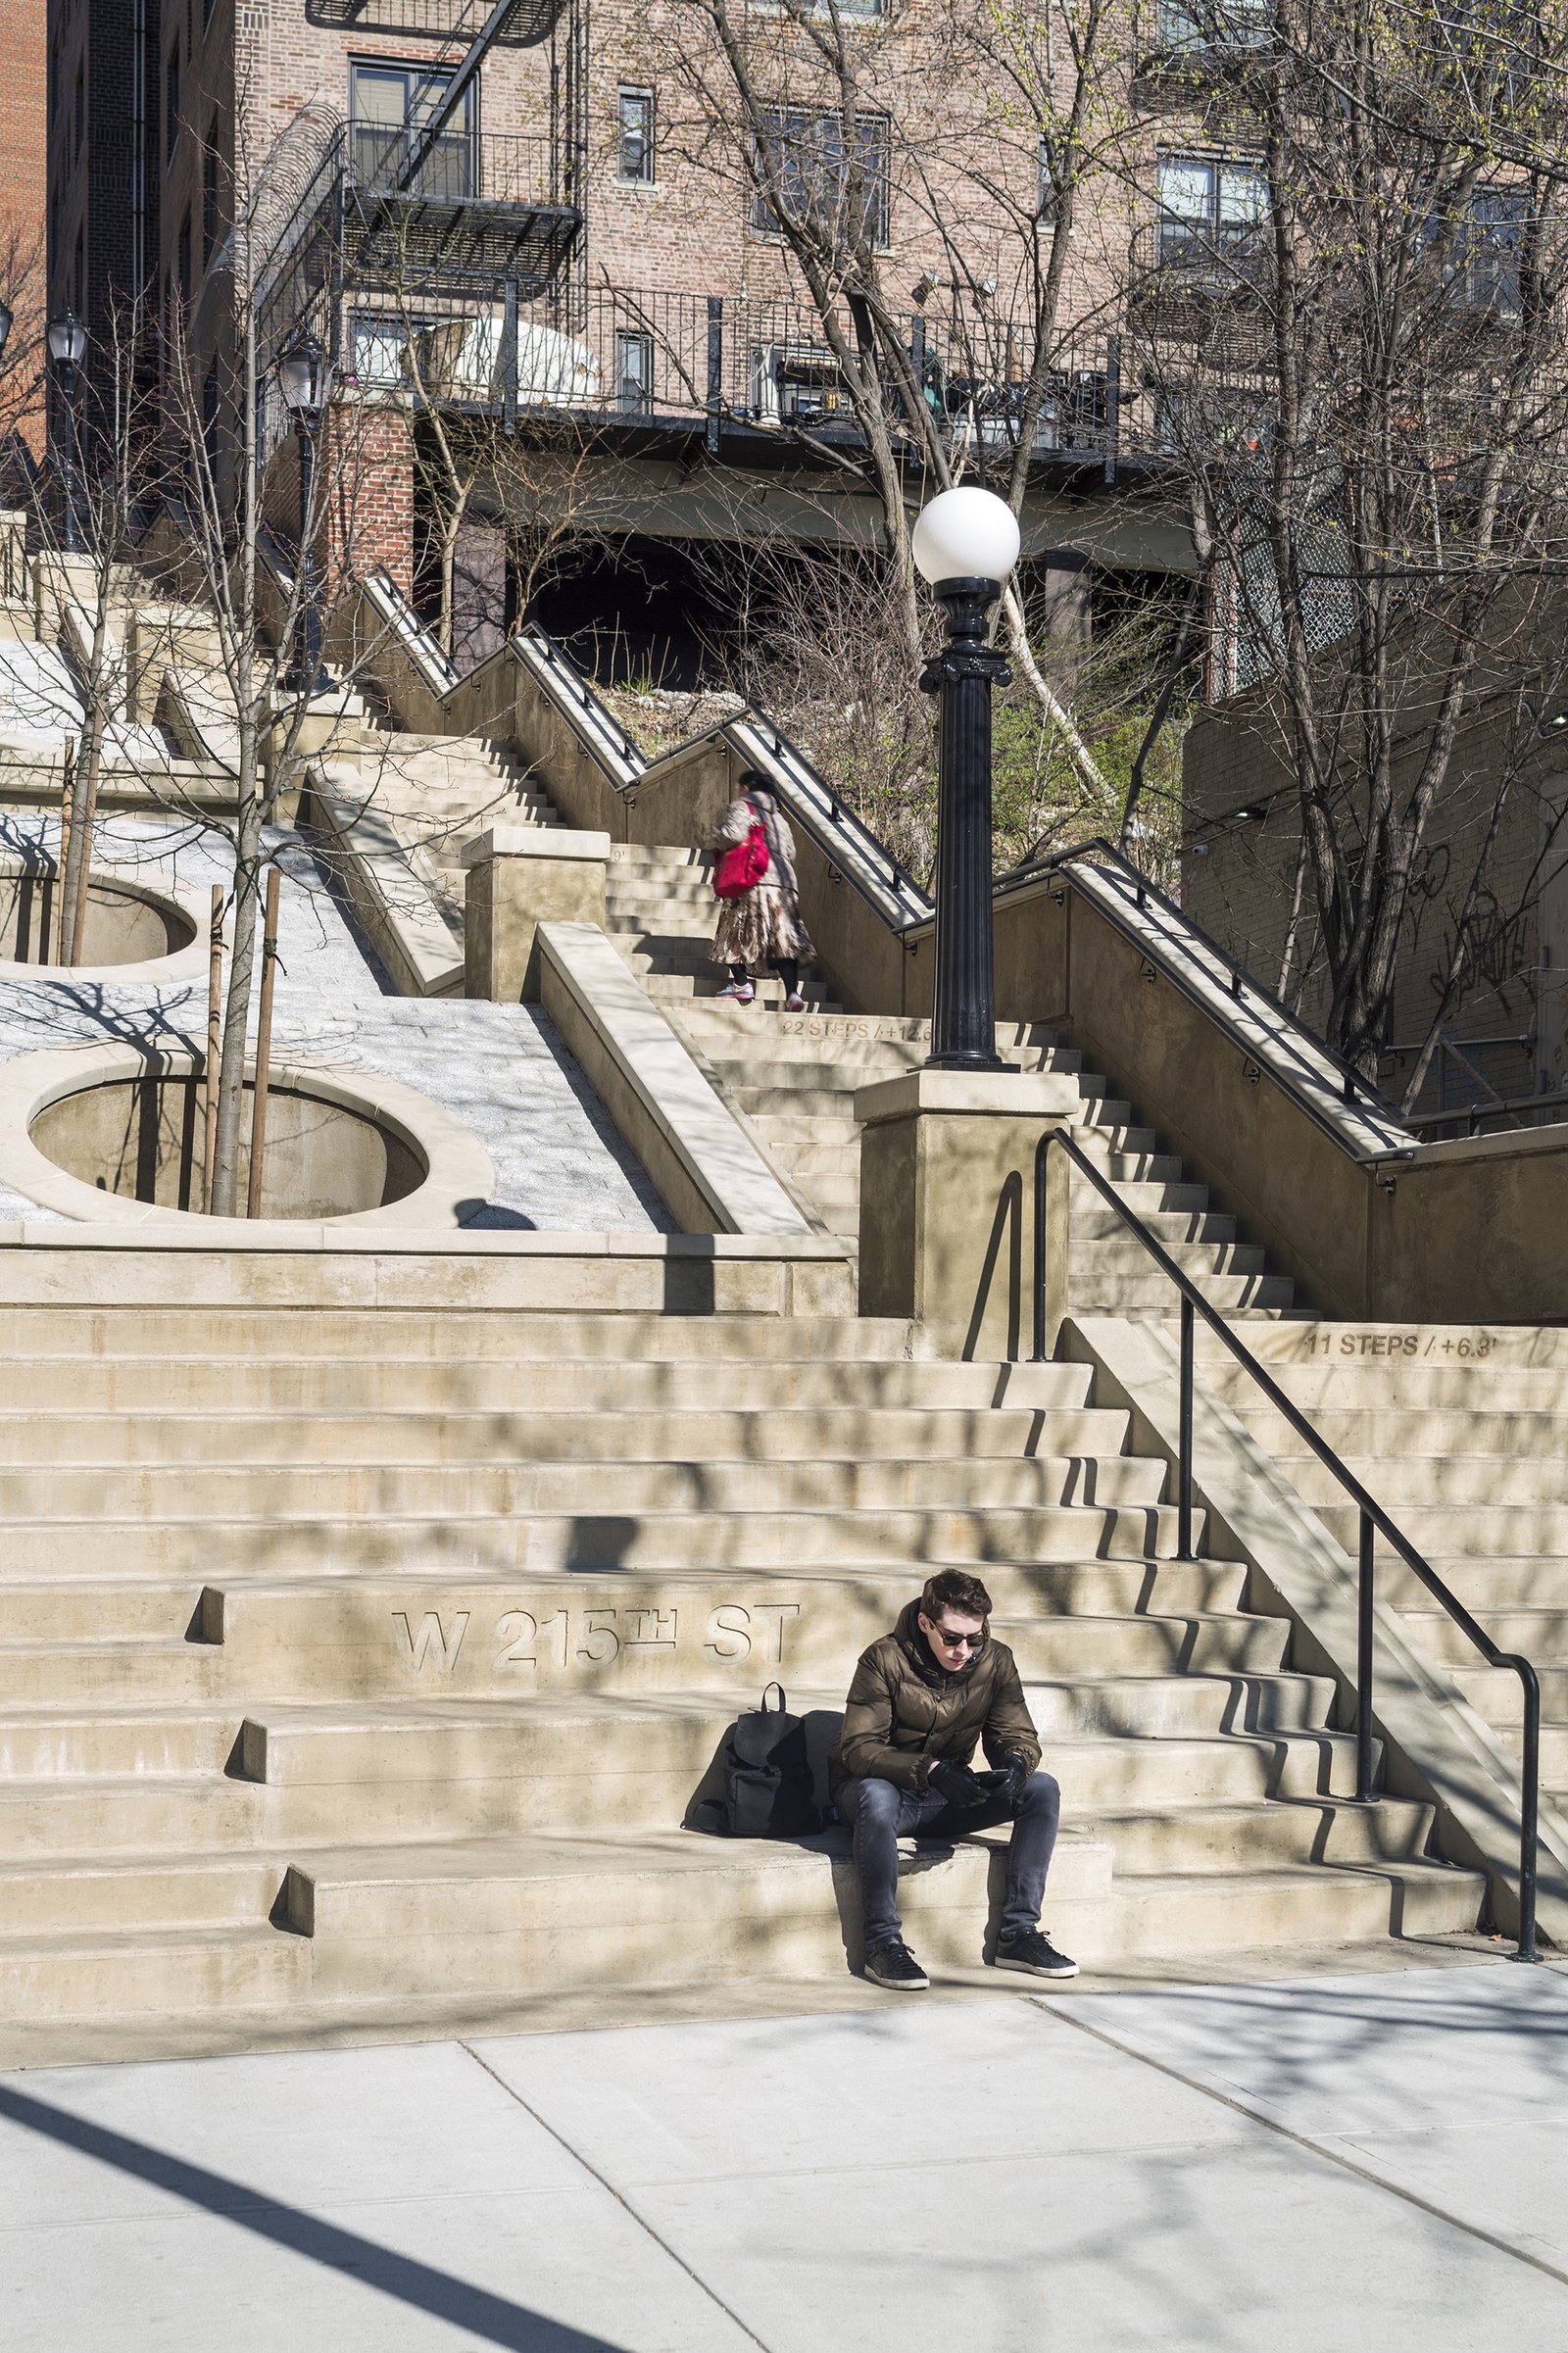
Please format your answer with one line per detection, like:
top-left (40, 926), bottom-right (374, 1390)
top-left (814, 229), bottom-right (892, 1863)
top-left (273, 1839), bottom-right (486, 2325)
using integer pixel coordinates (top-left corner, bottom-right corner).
top-left (760, 1681), bottom-right (788, 1716)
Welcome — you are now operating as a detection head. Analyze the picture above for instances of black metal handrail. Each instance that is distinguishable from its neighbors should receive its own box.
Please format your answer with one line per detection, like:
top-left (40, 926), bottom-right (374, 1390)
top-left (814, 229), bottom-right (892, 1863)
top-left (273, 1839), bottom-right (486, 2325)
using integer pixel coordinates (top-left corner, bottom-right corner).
top-left (1405, 1084), bottom-right (1568, 1136)
top-left (1034, 1125), bottom-right (1542, 1960)
top-left (997, 837), bottom-right (1414, 1159)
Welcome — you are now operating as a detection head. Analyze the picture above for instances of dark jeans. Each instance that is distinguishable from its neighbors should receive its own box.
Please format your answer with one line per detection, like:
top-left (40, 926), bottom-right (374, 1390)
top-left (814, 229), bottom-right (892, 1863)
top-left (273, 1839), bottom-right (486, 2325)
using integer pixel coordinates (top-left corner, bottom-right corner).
top-left (837, 1771), bottom-right (1062, 1950)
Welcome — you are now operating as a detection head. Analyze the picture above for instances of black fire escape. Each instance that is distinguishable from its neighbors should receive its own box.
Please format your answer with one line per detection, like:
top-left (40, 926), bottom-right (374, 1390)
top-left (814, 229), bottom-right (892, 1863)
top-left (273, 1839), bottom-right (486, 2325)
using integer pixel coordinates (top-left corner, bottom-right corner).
top-left (266, 0), bottom-right (588, 396)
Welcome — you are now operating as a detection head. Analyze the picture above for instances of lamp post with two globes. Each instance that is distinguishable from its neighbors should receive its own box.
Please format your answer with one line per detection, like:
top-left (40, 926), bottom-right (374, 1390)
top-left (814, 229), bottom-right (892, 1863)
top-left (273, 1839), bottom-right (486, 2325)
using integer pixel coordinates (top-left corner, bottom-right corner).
top-left (910, 485), bottom-right (1022, 1072)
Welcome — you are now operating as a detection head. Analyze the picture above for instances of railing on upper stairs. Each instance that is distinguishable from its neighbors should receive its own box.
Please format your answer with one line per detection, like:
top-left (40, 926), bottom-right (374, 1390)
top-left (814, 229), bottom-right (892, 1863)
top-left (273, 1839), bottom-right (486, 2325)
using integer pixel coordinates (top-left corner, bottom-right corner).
top-left (1035, 1123), bottom-right (1543, 1962)
top-left (1003, 838), bottom-right (1415, 1162)
top-left (350, 566), bottom-right (1417, 1165)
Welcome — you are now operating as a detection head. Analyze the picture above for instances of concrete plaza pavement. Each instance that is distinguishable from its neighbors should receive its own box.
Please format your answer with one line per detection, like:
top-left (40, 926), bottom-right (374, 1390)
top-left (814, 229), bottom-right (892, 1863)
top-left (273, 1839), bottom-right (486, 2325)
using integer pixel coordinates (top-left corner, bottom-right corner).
top-left (2, 1954), bottom-right (1566, 2352)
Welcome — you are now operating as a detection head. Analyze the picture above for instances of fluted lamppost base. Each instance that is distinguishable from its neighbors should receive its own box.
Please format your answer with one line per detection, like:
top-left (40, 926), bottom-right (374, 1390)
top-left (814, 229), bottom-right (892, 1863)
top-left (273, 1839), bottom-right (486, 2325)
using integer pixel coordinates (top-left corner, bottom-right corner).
top-left (920, 577), bottom-right (1014, 1071)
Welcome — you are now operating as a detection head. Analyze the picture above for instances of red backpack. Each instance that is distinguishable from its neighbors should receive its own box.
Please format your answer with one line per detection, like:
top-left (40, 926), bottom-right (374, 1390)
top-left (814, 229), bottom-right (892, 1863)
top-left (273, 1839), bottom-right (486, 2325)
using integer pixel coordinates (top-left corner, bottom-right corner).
top-left (712, 803), bottom-right (771, 900)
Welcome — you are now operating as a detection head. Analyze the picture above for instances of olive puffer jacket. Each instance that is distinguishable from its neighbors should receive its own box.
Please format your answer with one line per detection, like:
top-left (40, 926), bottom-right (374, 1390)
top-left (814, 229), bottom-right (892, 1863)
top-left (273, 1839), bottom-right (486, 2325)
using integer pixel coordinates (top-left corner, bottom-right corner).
top-left (828, 1598), bottom-right (1042, 1797)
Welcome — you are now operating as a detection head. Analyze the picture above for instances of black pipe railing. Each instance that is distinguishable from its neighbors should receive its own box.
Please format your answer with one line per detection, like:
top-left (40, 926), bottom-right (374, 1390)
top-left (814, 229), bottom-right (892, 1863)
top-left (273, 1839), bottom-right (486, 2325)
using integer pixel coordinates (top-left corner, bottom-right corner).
top-left (1033, 1124), bottom-right (1542, 1961)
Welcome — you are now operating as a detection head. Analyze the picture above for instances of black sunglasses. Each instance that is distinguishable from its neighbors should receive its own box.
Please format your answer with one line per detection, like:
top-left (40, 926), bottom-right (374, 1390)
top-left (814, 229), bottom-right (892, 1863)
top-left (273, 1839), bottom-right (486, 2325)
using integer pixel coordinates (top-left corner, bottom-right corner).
top-left (930, 1626), bottom-right (985, 1649)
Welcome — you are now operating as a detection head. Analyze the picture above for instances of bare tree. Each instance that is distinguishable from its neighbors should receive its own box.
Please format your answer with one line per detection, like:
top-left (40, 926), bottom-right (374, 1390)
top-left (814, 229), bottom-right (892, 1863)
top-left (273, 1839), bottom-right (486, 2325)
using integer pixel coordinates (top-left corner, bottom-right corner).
top-left (1145, 0), bottom-right (1568, 1077)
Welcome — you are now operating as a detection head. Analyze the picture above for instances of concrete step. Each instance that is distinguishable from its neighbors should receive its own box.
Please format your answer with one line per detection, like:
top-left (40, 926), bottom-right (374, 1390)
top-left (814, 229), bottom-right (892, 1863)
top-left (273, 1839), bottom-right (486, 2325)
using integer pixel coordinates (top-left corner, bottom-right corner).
top-left (0, 1707), bottom-right (237, 1775)
top-left (0, 1310), bottom-right (924, 1363)
top-left (1449, 1663), bottom-right (1568, 1719)
top-left (1082, 1794), bottom-right (1437, 1875)
top-left (1023, 1668), bottom-right (1339, 1738)
top-left (1396, 1606), bottom-right (1568, 1669)
top-left (0, 1922), bottom-right (309, 2021)
top-left (0, 1353), bottom-right (1096, 1415)
top-left (1072, 1266), bottom-right (1296, 1314)
top-left (0, 1498), bottom-right (1201, 1581)
top-left (1325, 1503), bottom-right (1568, 1557)
top-left (1070, 1205), bottom-right (1237, 1247)
top-left (1234, 1404), bottom-right (1568, 1457)
top-left (1379, 1552), bottom-right (1568, 1611)
top-left (1285, 1453), bottom-right (1568, 1509)
top-left (230, 1696), bottom-right (1356, 1829)
top-left (0, 1403), bottom-right (1139, 1468)
top-left (282, 1826), bottom-right (1117, 1996)
top-left (997, 1610), bottom-right (1291, 1683)
top-left (1102, 1857), bottom-right (1482, 1947)
top-left (0, 1853), bottom-right (278, 1936)
top-left (0, 1450), bottom-right (1172, 1516)
top-left (284, 1830), bottom-right (1482, 1999)
top-left (1202, 1358), bottom-right (1568, 1413)
top-left (192, 1559), bottom-right (1230, 1699)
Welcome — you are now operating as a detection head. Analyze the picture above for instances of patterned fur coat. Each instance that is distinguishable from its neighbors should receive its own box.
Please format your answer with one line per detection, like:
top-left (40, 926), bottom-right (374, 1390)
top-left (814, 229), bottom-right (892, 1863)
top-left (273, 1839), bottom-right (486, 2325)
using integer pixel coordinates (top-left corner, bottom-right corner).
top-left (709, 796), bottom-right (815, 968)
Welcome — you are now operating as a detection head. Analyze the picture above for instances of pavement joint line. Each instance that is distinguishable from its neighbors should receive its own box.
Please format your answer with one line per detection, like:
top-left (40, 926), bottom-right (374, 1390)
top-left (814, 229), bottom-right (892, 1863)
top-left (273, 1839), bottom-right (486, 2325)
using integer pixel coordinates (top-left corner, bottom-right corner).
top-left (1029, 1991), bottom-right (1568, 2293)
top-left (457, 2036), bottom-right (777, 2353)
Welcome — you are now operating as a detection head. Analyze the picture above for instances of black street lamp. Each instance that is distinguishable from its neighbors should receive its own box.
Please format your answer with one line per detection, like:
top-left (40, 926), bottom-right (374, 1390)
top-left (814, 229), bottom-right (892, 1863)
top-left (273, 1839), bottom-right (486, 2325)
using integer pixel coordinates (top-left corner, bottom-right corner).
top-left (913, 485), bottom-right (1022, 1071)
top-left (274, 327), bottom-right (332, 695)
top-left (45, 306), bottom-right (87, 557)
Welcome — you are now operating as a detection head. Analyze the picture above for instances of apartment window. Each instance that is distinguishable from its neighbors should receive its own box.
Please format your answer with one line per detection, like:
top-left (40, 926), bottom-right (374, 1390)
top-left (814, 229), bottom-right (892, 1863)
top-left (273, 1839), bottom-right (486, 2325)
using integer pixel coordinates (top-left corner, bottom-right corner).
top-left (1037, 136), bottom-right (1057, 223)
top-left (753, 108), bottom-right (891, 249)
top-left (1156, 153), bottom-right (1266, 263)
top-left (1156, 0), bottom-right (1270, 50)
top-left (74, 230), bottom-right (84, 319)
top-left (177, 209), bottom-right (191, 303)
top-left (203, 132), bottom-right (220, 259)
top-left (614, 327), bottom-right (654, 412)
top-left (1447, 189), bottom-right (1526, 315)
top-left (349, 60), bottom-right (475, 198)
top-left (73, 63), bottom-right (83, 157)
top-left (616, 86), bottom-right (655, 185)
top-left (166, 46), bottom-right (180, 160)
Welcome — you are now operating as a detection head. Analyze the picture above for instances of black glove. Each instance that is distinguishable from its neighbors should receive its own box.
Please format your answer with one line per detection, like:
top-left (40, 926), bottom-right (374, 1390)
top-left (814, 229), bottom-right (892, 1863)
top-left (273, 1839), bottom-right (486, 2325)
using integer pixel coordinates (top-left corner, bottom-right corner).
top-left (997, 1752), bottom-right (1033, 1805)
top-left (929, 1757), bottom-right (990, 1810)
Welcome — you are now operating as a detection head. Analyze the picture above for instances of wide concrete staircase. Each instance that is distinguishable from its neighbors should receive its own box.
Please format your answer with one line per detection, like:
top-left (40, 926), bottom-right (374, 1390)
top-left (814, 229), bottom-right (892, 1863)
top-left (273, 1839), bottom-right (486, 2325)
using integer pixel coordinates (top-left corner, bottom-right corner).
top-left (356, 724), bottom-right (558, 922)
top-left (1202, 1324), bottom-right (1568, 1838)
top-left (0, 1272), bottom-right (1483, 2053)
top-left (596, 844), bottom-right (1295, 1313)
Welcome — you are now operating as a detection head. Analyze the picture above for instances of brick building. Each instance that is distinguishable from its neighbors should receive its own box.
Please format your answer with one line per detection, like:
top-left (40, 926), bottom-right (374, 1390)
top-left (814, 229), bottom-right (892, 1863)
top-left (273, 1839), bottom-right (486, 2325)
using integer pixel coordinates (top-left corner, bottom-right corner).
top-left (48, 0), bottom-right (1262, 666)
top-left (0, 0), bottom-right (47, 458)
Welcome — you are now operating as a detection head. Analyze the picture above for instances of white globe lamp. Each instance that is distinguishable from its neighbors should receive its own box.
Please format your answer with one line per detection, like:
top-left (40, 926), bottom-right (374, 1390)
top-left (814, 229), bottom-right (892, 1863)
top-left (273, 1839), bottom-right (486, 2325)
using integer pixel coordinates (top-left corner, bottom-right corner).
top-left (911, 485), bottom-right (1021, 587)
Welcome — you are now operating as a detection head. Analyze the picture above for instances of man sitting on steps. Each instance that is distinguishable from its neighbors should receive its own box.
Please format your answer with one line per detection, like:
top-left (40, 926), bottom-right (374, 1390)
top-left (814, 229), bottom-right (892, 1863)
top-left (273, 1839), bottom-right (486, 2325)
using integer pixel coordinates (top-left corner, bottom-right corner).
top-left (830, 1569), bottom-right (1079, 1990)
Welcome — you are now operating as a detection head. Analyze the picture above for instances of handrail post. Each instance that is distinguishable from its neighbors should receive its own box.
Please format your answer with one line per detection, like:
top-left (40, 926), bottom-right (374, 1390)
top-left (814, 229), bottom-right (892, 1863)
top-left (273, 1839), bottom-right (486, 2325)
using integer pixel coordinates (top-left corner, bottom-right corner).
top-left (1031, 1135), bottom-right (1049, 1361)
top-left (1177, 1294), bottom-right (1194, 1561)
top-left (1356, 1509), bottom-right (1376, 1803)
top-left (1513, 1667), bottom-right (1540, 1962)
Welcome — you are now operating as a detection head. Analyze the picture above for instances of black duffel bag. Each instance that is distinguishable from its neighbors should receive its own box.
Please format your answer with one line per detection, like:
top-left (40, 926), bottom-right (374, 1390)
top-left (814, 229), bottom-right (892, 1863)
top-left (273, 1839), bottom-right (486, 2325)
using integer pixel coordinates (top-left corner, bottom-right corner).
top-left (690, 1684), bottom-right (822, 1838)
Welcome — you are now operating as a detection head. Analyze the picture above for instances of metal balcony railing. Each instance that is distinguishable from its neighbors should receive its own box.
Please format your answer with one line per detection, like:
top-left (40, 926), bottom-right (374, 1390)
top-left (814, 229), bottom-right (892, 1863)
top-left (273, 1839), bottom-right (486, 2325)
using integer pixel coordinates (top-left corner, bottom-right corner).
top-left (344, 279), bottom-right (1133, 460)
top-left (307, 0), bottom-right (564, 41)
top-left (345, 125), bottom-right (563, 209)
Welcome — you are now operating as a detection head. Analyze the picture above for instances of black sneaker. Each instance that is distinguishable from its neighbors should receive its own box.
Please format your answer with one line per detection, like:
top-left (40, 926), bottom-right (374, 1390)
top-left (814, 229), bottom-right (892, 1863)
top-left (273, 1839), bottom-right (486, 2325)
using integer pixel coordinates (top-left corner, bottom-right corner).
top-left (864, 1938), bottom-right (929, 1991)
top-left (993, 1929), bottom-right (1079, 1980)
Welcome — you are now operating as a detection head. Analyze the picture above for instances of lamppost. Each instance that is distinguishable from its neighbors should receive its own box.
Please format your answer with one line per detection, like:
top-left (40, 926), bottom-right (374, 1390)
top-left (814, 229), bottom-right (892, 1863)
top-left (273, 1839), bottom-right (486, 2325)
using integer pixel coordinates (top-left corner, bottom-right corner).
top-left (45, 307), bottom-right (87, 557)
top-left (274, 327), bottom-right (332, 695)
top-left (911, 484), bottom-right (1022, 1071)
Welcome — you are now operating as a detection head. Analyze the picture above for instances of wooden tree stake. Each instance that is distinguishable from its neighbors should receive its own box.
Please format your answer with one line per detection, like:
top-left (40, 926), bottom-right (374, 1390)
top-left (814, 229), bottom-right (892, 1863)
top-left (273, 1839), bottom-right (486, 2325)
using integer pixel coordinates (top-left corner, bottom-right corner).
top-left (67, 723), bottom-right (105, 970)
top-left (54, 736), bottom-right (76, 965)
top-left (202, 886), bottom-right (223, 1213)
top-left (245, 866), bottom-right (282, 1220)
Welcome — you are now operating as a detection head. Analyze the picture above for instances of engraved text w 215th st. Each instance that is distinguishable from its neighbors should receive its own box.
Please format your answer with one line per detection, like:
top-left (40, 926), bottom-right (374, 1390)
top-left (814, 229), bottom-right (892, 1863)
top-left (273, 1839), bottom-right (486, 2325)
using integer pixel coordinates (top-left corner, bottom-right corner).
top-left (394, 1600), bottom-right (803, 1676)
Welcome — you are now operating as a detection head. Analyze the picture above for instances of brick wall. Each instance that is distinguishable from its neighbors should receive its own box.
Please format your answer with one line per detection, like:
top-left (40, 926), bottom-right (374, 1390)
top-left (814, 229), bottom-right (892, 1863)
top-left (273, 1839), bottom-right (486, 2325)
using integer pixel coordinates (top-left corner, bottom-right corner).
top-left (0, 0), bottom-right (45, 457)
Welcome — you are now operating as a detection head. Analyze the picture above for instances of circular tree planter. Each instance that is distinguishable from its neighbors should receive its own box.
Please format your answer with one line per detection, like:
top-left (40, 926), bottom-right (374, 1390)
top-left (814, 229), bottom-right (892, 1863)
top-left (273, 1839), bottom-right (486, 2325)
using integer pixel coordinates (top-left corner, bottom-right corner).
top-left (0, 857), bottom-right (209, 985)
top-left (0, 1043), bottom-right (496, 1231)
